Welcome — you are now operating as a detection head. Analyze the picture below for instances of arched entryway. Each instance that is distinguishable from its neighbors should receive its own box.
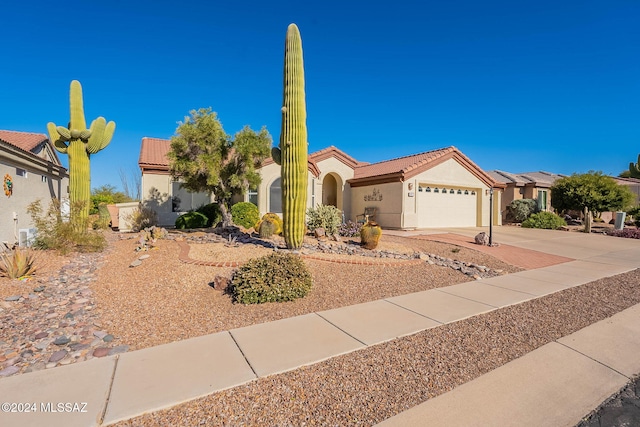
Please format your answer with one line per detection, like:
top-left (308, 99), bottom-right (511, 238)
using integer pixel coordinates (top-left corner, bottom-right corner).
top-left (322, 173), bottom-right (343, 210)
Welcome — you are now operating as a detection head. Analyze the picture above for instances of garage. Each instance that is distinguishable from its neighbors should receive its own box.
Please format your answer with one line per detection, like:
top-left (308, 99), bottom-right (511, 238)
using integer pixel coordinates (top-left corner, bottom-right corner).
top-left (416, 186), bottom-right (478, 228)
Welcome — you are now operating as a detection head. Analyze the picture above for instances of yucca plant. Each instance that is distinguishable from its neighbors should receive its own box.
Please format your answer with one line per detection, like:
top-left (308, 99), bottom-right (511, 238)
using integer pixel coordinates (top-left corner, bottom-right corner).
top-left (0, 247), bottom-right (38, 279)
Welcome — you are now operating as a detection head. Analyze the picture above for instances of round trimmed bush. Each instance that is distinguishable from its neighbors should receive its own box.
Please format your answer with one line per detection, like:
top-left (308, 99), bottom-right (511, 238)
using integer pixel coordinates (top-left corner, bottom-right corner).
top-left (196, 203), bottom-right (222, 227)
top-left (521, 211), bottom-right (566, 229)
top-left (175, 211), bottom-right (209, 229)
top-left (230, 252), bottom-right (313, 304)
top-left (231, 202), bottom-right (260, 229)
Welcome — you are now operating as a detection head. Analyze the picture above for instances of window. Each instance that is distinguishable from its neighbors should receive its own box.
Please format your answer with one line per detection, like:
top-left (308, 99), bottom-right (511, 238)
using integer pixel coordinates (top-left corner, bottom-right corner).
top-left (16, 168), bottom-right (27, 178)
top-left (434, 188), bottom-right (439, 193)
top-left (171, 181), bottom-right (209, 212)
top-left (42, 175), bottom-right (48, 183)
top-left (464, 190), bottom-right (469, 195)
top-left (537, 190), bottom-right (548, 211)
top-left (269, 178), bottom-right (282, 213)
top-left (425, 187), bottom-right (431, 192)
top-left (248, 189), bottom-right (258, 206)
top-left (449, 189), bottom-right (455, 194)
top-left (457, 189), bottom-right (462, 194)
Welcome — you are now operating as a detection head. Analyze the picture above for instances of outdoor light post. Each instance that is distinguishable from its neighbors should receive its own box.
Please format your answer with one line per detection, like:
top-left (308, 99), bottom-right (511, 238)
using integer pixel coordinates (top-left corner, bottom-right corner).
top-left (489, 187), bottom-right (494, 246)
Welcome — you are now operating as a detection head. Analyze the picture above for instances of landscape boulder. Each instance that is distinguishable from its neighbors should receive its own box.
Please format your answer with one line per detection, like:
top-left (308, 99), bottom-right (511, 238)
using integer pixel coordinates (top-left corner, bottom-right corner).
top-left (474, 232), bottom-right (489, 246)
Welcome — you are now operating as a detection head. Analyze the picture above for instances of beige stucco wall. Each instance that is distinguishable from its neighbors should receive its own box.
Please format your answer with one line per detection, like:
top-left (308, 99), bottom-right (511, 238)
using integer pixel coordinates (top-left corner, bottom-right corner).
top-left (350, 182), bottom-right (403, 228)
top-left (315, 157), bottom-right (355, 220)
top-left (141, 172), bottom-right (213, 227)
top-left (345, 158), bottom-right (502, 229)
top-left (251, 157), bottom-right (356, 221)
top-left (0, 155), bottom-right (68, 245)
top-left (501, 185), bottom-right (551, 221)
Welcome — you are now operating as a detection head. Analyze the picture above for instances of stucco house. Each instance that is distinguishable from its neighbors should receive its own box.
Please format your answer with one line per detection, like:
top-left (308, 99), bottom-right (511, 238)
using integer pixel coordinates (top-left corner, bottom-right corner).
top-left (488, 170), bottom-right (565, 222)
top-left (0, 130), bottom-right (69, 245)
top-left (139, 137), bottom-right (503, 229)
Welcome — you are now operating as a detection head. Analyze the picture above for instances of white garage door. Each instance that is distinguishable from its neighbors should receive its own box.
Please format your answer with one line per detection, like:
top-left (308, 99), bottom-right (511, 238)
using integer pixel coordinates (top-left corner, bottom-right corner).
top-left (417, 187), bottom-right (477, 228)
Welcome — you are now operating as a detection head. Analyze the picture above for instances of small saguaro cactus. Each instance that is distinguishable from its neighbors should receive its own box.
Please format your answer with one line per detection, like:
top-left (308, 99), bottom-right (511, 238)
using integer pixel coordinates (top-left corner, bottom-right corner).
top-left (271, 23), bottom-right (309, 250)
top-left (47, 80), bottom-right (115, 223)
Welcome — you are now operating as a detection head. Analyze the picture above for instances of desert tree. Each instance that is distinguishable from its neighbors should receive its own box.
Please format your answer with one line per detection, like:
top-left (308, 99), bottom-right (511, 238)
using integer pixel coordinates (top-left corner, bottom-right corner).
top-left (167, 108), bottom-right (272, 227)
top-left (551, 171), bottom-right (634, 233)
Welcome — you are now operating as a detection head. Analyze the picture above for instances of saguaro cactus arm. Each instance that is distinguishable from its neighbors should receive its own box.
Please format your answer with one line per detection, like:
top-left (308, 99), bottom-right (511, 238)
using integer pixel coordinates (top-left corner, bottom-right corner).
top-left (47, 122), bottom-right (68, 154)
top-left (87, 117), bottom-right (116, 154)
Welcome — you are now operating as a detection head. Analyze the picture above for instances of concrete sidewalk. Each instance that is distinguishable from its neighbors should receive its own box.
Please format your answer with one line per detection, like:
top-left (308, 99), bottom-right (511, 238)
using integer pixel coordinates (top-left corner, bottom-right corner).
top-left (1, 228), bottom-right (639, 427)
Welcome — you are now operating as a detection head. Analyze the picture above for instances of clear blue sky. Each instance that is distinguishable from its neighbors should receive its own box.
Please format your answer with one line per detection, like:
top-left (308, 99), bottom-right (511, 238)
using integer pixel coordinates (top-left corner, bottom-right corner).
top-left (2, 0), bottom-right (639, 193)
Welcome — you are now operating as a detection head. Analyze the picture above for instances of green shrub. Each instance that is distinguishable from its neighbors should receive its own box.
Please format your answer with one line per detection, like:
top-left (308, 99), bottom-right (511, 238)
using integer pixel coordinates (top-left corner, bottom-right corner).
top-left (521, 211), bottom-right (566, 229)
top-left (27, 199), bottom-right (106, 255)
top-left (230, 252), bottom-right (312, 304)
top-left (231, 202), bottom-right (260, 229)
top-left (196, 203), bottom-right (222, 227)
top-left (175, 211), bottom-right (209, 229)
top-left (506, 199), bottom-right (538, 222)
top-left (306, 205), bottom-right (342, 235)
top-left (627, 206), bottom-right (640, 227)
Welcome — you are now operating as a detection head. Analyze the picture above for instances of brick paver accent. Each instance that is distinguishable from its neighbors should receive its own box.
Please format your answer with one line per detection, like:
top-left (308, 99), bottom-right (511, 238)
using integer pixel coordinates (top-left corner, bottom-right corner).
top-left (413, 233), bottom-right (574, 270)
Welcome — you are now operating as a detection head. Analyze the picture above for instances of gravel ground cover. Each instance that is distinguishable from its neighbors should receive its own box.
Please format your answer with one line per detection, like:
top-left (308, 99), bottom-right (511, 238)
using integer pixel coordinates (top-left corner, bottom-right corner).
top-left (115, 268), bottom-right (640, 426)
top-left (90, 232), bottom-right (520, 351)
top-left (0, 229), bottom-right (519, 374)
top-left (3, 229), bottom-right (636, 426)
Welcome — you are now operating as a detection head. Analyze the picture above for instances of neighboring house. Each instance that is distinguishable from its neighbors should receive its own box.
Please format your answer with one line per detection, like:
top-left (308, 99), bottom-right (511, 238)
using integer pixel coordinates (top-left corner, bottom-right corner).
top-left (138, 138), bottom-right (503, 229)
top-left (488, 170), bottom-right (565, 221)
top-left (0, 130), bottom-right (69, 245)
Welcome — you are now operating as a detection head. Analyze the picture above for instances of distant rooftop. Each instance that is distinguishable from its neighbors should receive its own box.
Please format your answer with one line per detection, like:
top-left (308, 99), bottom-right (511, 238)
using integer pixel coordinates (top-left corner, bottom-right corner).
top-left (488, 170), bottom-right (566, 187)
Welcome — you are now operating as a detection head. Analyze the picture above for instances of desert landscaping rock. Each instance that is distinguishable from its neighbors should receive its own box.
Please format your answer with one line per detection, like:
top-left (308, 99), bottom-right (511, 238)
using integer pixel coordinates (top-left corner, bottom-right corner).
top-left (0, 236), bottom-right (128, 377)
top-left (129, 260), bottom-right (143, 268)
top-left (92, 347), bottom-right (110, 358)
top-left (53, 336), bottom-right (71, 346)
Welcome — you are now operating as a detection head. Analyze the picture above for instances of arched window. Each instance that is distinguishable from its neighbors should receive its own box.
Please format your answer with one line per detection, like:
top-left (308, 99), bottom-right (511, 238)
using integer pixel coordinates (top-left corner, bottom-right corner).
top-left (269, 178), bottom-right (282, 213)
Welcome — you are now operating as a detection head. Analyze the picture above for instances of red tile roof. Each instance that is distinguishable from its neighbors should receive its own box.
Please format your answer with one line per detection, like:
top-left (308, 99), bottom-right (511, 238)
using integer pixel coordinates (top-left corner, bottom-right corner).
top-left (352, 147), bottom-right (454, 180)
top-left (349, 146), bottom-right (502, 188)
top-left (139, 137), bottom-right (172, 169)
top-left (138, 137), bottom-right (500, 188)
top-left (0, 130), bottom-right (48, 152)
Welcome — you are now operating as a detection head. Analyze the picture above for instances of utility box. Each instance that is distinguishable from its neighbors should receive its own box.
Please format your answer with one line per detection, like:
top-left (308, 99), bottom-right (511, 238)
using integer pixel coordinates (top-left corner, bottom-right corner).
top-left (614, 212), bottom-right (626, 230)
top-left (18, 228), bottom-right (37, 247)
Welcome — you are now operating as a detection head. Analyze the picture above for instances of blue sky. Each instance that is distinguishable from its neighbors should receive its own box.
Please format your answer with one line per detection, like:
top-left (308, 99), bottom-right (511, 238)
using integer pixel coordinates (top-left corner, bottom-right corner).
top-left (1, 0), bottom-right (639, 192)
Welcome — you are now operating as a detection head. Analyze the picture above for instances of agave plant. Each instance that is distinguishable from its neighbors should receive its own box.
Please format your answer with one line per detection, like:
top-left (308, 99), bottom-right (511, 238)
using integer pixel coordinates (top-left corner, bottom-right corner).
top-left (0, 247), bottom-right (38, 279)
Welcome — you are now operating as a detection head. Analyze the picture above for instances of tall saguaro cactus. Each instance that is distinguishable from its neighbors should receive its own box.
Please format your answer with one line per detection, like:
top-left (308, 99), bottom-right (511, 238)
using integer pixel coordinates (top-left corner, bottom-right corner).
top-left (47, 80), bottom-right (115, 222)
top-left (272, 23), bottom-right (308, 249)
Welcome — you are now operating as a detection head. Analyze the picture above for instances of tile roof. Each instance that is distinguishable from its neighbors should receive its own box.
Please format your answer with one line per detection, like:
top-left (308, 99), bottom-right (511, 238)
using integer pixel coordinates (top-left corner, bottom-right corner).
top-left (352, 147), bottom-right (455, 180)
top-left (0, 130), bottom-right (48, 152)
top-left (488, 170), bottom-right (565, 187)
top-left (138, 138), bottom-right (499, 188)
top-left (348, 146), bottom-right (500, 188)
top-left (139, 137), bottom-right (172, 168)
top-left (0, 129), bottom-right (64, 167)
